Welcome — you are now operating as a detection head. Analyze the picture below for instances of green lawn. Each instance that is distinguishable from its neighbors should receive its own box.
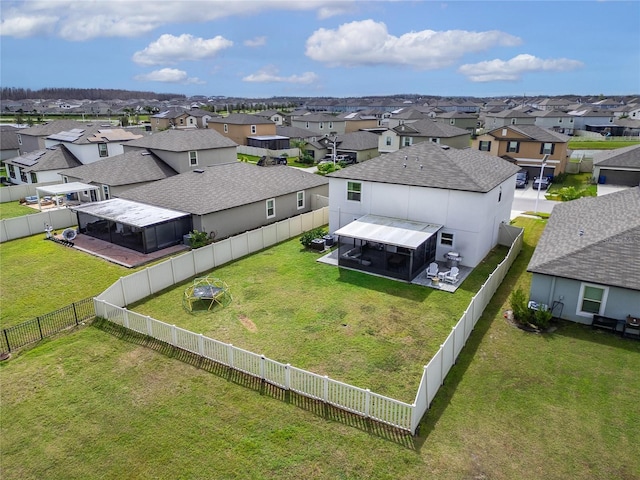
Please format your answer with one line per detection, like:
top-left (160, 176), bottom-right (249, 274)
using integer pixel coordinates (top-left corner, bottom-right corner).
top-left (0, 201), bottom-right (39, 219)
top-left (127, 236), bottom-right (507, 401)
top-left (1, 216), bottom-right (638, 480)
top-left (568, 139), bottom-right (640, 150)
top-left (546, 172), bottom-right (597, 198)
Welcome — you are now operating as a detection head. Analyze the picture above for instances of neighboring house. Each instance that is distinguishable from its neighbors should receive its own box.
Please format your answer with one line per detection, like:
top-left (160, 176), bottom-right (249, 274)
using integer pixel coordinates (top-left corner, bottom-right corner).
top-left (4, 144), bottom-right (82, 185)
top-left (16, 120), bottom-right (85, 154)
top-left (44, 125), bottom-right (145, 166)
top-left (530, 110), bottom-right (575, 135)
top-left (290, 113), bottom-right (346, 135)
top-left (150, 107), bottom-right (217, 131)
top-left (567, 108), bottom-right (616, 132)
top-left (276, 126), bottom-right (323, 161)
top-left (482, 109), bottom-right (536, 130)
top-left (378, 119), bottom-right (471, 154)
top-left (123, 129), bottom-right (238, 174)
top-left (118, 162), bottom-right (329, 240)
top-left (592, 145), bottom-right (640, 186)
top-left (338, 111), bottom-right (383, 133)
top-left (527, 187), bottom-right (640, 324)
top-left (61, 149), bottom-right (178, 201)
top-left (433, 111), bottom-right (479, 133)
top-left (325, 142), bottom-right (520, 282)
top-left (384, 108), bottom-right (432, 129)
top-left (472, 125), bottom-right (570, 176)
top-left (207, 113), bottom-right (276, 146)
top-left (318, 131), bottom-right (380, 163)
top-left (531, 98), bottom-right (573, 111)
top-left (254, 110), bottom-right (286, 126)
top-left (0, 126), bottom-right (22, 161)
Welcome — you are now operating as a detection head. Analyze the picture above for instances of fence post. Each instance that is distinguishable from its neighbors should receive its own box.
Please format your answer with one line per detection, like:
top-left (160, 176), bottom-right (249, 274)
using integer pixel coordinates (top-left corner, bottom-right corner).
top-left (424, 365), bottom-right (430, 410)
top-left (72, 302), bottom-right (79, 325)
top-left (36, 317), bottom-right (44, 340)
top-left (171, 324), bottom-right (177, 346)
top-left (260, 355), bottom-right (265, 380)
top-left (146, 316), bottom-right (152, 336)
top-left (285, 364), bottom-right (290, 390)
top-left (123, 309), bottom-right (130, 329)
top-left (228, 344), bottom-right (234, 368)
top-left (3, 329), bottom-right (10, 353)
top-left (323, 375), bottom-right (329, 402)
top-left (365, 389), bottom-right (371, 418)
top-left (120, 278), bottom-right (128, 306)
top-left (198, 334), bottom-right (204, 356)
top-left (440, 343), bottom-right (445, 383)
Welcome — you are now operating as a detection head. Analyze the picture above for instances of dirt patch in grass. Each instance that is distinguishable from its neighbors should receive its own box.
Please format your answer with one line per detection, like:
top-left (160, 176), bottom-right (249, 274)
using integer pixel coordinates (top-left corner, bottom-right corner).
top-left (238, 314), bottom-right (257, 332)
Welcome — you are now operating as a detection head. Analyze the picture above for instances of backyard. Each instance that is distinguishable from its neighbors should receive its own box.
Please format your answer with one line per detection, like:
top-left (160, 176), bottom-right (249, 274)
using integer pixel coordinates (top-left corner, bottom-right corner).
top-left (0, 217), bottom-right (638, 479)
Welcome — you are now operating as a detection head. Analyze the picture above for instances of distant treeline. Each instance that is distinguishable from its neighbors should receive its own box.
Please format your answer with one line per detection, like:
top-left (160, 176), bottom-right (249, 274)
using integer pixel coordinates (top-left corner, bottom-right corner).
top-left (1, 88), bottom-right (186, 101)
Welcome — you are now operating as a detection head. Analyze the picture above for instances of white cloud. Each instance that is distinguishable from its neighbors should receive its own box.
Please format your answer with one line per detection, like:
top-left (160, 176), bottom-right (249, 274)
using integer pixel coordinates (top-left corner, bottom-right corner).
top-left (244, 36), bottom-right (267, 48)
top-left (134, 68), bottom-right (204, 84)
top-left (0, 1), bottom-right (354, 40)
top-left (305, 19), bottom-right (521, 69)
top-left (243, 66), bottom-right (318, 84)
top-left (458, 54), bottom-right (584, 82)
top-left (132, 34), bottom-right (233, 66)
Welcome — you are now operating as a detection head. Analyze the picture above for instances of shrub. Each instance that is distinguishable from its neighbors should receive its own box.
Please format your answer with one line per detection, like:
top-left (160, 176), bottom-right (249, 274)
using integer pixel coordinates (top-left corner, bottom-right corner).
top-left (510, 288), bottom-right (531, 325)
top-left (300, 227), bottom-right (327, 248)
top-left (532, 308), bottom-right (553, 329)
top-left (316, 163), bottom-right (341, 175)
top-left (557, 186), bottom-right (585, 201)
top-left (188, 230), bottom-right (210, 249)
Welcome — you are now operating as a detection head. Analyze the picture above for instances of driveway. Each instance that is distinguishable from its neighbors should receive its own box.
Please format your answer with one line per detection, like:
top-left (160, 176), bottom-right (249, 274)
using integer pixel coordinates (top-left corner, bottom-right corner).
top-left (511, 183), bottom-right (558, 219)
top-left (597, 184), bottom-right (630, 196)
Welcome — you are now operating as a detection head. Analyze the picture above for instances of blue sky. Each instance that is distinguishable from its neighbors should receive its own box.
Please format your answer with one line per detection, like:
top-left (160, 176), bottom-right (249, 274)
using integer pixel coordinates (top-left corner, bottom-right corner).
top-left (1, 0), bottom-right (638, 98)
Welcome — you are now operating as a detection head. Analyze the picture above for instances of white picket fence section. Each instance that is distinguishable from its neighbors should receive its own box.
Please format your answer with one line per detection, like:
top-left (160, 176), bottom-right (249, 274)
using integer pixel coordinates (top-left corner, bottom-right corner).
top-left (0, 208), bottom-right (77, 243)
top-left (94, 298), bottom-right (414, 431)
top-left (94, 209), bottom-right (522, 434)
top-left (96, 208), bottom-right (328, 307)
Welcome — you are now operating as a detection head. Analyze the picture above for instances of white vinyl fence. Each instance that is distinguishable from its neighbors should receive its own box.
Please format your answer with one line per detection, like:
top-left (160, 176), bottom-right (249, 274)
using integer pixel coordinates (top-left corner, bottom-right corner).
top-left (0, 208), bottom-right (77, 243)
top-left (95, 210), bottom-right (523, 434)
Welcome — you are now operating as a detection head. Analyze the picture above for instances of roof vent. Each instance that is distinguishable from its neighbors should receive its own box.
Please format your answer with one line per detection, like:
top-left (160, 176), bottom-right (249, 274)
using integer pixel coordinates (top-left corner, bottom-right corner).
top-left (403, 163), bottom-right (406, 168)
top-left (194, 169), bottom-right (205, 173)
top-left (440, 145), bottom-right (450, 150)
top-left (420, 165), bottom-right (423, 170)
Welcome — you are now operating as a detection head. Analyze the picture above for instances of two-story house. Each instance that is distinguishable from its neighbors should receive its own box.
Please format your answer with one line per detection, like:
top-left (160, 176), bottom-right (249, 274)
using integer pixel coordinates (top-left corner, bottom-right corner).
top-left (151, 107), bottom-right (218, 132)
top-left (433, 111), bottom-right (479, 133)
top-left (207, 113), bottom-right (276, 146)
top-left (290, 113), bottom-right (346, 135)
top-left (337, 112), bottom-right (384, 133)
top-left (472, 125), bottom-right (570, 176)
top-left (481, 109), bottom-right (536, 130)
top-left (378, 119), bottom-right (471, 154)
top-left (16, 120), bottom-right (85, 154)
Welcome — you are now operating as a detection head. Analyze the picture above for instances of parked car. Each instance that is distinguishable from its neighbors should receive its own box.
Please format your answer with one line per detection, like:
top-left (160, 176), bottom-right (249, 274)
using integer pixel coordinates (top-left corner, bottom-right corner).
top-left (533, 176), bottom-right (551, 190)
top-left (515, 169), bottom-right (529, 188)
top-left (257, 156), bottom-right (287, 166)
top-left (337, 154), bottom-right (357, 165)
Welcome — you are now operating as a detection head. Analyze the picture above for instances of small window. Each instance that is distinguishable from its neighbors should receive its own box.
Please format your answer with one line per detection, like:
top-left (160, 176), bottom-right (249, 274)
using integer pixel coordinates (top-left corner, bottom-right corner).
top-left (17, 134), bottom-right (22, 145)
top-left (508, 141), bottom-right (519, 153)
top-left (296, 191), bottom-right (305, 209)
top-left (102, 185), bottom-right (110, 200)
top-left (479, 140), bottom-right (492, 151)
top-left (558, 118), bottom-right (563, 123)
top-left (63, 176), bottom-right (68, 183)
top-left (30, 172), bottom-right (37, 183)
top-left (8, 164), bottom-right (15, 178)
top-left (319, 122), bottom-right (324, 129)
top-left (450, 119), bottom-right (455, 125)
top-left (179, 118), bottom-right (184, 125)
top-left (540, 143), bottom-right (554, 155)
top-left (577, 283), bottom-right (609, 317)
top-left (189, 118), bottom-right (194, 124)
top-left (306, 121), bottom-right (309, 129)
top-left (347, 182), bottom-right (361, 202)
top-left (223, 124), bottom-right (228, 133)
top-left (329, 122), bottom-right (333, 129)
top-left (386, 136), bottom-right (392, 146)
top-left (501, 128), bottom-right (507, 136)
top-left (403, 137), bottom-right (413, 147)
top-left (20, 169), bottom-right (27, 183)
top-left (441, 232), bottom-right (454, 246)
top-left (189, 151), bottom-right (198, 166)
top-left (98, 143), bottom-right (108, 157)
top-left (266, 198), bottom-right (275, 218)
top-left (251, 125), bottom-right (257, 134)
top-left (511, 118), bottom-right (517, 125)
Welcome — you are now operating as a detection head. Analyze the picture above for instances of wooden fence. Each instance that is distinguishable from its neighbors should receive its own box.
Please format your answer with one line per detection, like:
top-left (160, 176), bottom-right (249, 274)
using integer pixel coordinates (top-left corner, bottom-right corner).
top-left (94, 214), bottom-right (523, 434)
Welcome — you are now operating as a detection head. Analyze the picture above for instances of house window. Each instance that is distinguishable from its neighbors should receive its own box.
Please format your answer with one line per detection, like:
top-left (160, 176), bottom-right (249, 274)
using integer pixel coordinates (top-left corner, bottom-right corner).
top-left (347, 182), bottom-right (361, 202)
top-left (8, 164), bottom-right (15, 178)
top-left (319, 122), bottom-right (324, 129)
top-left (577, 283), bottom-right (609, 317)
top-left (189, 151), bottom-right (198, 166)
top-left (17, 134), bottom-right (22, 145)
top-left (558, 118), bottom-right (563, 123)
top-left (386, 136), bottom-right (392, 146)
top-left (266, 198), bottom-right (275, 218)
top-left (30, 172), bottom-right (37, 183)
top-left (450, 119), bottom-right (455, 125)
top-left (189, 118), bottom-right (194, 124)
top-left (479, 140), bottom-right (492, 151)
top-left (63, 176), bottom-right (68, 183)
top-left (511, 118), bottom-right (517, 125)
top-left (296, 191), bottom-right (305, 209)
top-left (507, 141), bottom-right (520, 153)
top-left (98, 143), bottom-right (108, 157)
top-left (251, 125), bottom-right (257, 134)
top-left (501, 128), bottom-right (507, 136)
top-left (540, 143), bottom-right (555, 155)
top-left (440, 232), bottom-right (454, 246)
top-left (102, 184), bottom-right (110, 200)
top-left (223, 124), bottom-right (228, 133)
top-left (403, 137), bottom-right (413, 147)
top-left (20, 169), bottom-right (27, 183)
top-left (306, 122), bottom-right (309, 129)
top-left (329, 122), bottom-right (333, 129)
top-left (179, 118), bottom-right (184, 125)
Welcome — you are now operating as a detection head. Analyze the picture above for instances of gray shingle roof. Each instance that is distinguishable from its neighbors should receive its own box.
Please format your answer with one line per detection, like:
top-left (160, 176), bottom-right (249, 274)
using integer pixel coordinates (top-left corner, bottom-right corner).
top-left (125, 128), bottom-right (237, 151)
top-left (592, 144), bottom-right (640, 168)
top-left (207, 113), bottom-right (275, 125)
top-left (488, 125), bottom-right (571, 143)
top-left (527, 187), bottom-right (640, 291)
top-left (327, 142), bottom-right (520, 193)
top-left (393, 119), bottom-right (469, 138)
top-left (119, 162), bottom-right (328, 215)
top-left (6, 144), bottom-right (81, 172)
top-left (18, 120), bottom-right (86, 137)
top-left (62, 149), bottom-right (177, 186)
top-left (333, 131), bottom-right (380, 151)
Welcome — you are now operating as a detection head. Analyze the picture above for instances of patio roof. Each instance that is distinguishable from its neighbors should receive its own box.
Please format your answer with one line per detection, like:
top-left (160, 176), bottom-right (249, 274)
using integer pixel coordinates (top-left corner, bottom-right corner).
top-left (36, 182), bottom-right (99, 196)
top-left (71, 198), bottom-right (189, 228)
top-left (335, 214), bottom-right (442, 249)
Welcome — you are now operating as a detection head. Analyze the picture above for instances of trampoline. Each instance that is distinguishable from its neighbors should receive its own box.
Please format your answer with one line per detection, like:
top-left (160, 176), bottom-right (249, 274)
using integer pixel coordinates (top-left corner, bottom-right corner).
top-left (183, 276), bottom-right (232, 312)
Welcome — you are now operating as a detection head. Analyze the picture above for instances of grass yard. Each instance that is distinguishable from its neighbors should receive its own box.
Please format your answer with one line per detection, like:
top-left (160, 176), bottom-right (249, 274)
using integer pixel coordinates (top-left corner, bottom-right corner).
top-left (568, 138), bottom-right (640, 150)
top-left (1, 216), bottom-right (638, 480)
top-left (128, 239), bottom-right (508, 401)
top-left (0, 233), bottom-right (138, 328)
top-left (0, 201), bottom-right (41, 219)
top-left (546, 172), bottom-right (597, 197)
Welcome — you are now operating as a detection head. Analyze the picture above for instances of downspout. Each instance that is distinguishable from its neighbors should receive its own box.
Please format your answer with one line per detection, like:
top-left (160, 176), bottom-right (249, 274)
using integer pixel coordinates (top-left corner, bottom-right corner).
top-left (547, 275), bottom-right (557, 308)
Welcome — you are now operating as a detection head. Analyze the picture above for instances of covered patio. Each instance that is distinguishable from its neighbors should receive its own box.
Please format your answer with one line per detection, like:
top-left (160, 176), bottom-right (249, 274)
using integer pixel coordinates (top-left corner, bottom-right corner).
top-left (333, 214), bottom-right (442, 283)
top-left (34, 182), bottom-right (99, 210)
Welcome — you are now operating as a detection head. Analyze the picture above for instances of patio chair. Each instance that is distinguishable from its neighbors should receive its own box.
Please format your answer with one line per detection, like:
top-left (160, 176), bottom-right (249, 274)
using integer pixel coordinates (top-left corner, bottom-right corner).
top-left (443, 266), bottom-right (460, 284)
top-left (425, 262), bottom-right (439, 277)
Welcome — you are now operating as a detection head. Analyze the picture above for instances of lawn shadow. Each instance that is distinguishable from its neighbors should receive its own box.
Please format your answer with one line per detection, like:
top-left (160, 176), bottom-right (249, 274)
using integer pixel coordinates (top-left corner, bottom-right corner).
top-left (91, 317), bottom-right (419, 449)
top-left (544, 319), bottom-right (640, 353)
top-left (336, 268), bottom-right (430, 302)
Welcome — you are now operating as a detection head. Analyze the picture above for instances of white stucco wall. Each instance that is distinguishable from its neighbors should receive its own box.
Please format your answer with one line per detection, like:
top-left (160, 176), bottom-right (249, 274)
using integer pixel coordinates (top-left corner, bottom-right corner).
top-left (44, 140), bottom-right (125, 165)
